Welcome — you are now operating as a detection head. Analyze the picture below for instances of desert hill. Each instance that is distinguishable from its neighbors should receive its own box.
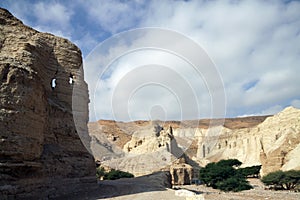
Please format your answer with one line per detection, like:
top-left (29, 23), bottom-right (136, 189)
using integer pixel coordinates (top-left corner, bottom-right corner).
top-left (88, 107), bottom-right (300, 176)
top-left (89, 114), bottom-right (269, 157)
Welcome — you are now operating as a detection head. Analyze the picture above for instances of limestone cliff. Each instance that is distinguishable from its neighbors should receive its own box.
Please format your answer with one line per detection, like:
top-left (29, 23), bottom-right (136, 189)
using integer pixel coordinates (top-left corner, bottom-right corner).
top-left (89, 117), bottom-right (267, 162)
top-left (90, 107), bottom-right (300, 177)
top-left (0, 8), bottom-right (95, 199)
top-left (196, 106), bottom-right (300, 175)
top-left (101, 124), bottom-right (184, 176)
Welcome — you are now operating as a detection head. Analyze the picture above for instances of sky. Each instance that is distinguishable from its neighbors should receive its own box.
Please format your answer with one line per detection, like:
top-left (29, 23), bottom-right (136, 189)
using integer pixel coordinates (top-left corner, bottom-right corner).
top-left (1, 0), bottom-right (300, 122)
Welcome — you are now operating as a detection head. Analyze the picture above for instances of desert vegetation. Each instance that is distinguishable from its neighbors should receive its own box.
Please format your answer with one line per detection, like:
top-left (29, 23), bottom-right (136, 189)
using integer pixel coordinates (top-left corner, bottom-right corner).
top-left (262, 170), bottom-right (300, 191)
top-left (96, 167), bottom-right (134, 180)
top-left (199, 159), bottom-right (261, 192)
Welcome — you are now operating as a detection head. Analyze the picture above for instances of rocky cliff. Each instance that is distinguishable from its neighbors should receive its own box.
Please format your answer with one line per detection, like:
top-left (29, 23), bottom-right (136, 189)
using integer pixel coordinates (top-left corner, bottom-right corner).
top-left (90, 107), bottom-right (300, 177)
top-left (99, 124), bottom-right (184, 176)
top-left (196, 106), bottom-right (300, 175)
top-left (0, 8), bottom-right (95, 199)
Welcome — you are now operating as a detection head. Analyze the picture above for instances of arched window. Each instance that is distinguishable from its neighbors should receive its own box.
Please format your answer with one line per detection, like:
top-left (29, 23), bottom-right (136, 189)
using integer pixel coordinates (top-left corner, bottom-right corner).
top-left (51, 69), bottom-right (58, 90)
top-left (51, 78), bottom-right (56, 90)
top-left (69, 73), bottom-right (74, 85)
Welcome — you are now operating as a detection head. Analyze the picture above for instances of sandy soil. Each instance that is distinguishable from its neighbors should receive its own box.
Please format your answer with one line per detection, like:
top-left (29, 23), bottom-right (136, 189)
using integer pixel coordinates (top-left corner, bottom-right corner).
top-left (59, 177), bottom-right (300, 200)
top-left (103, 181), bottom-right (300, 200)
top-left (180, 179), bottom-right (300, 200)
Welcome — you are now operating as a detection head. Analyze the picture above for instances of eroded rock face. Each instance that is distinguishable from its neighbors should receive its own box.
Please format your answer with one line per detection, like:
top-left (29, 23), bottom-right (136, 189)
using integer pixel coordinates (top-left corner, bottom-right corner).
top-left (123, 125), bottom-right (176, 154)
top-left (102, 124), bottom-right (184, 176)
top-left (170, 157), bottom-right (193, 185)
top-left (91, 107), bottom-right (300, 178)
top-left (196, 107), bottom-right (300, 175)
top-left (0, 8), bottom-right (95, 198)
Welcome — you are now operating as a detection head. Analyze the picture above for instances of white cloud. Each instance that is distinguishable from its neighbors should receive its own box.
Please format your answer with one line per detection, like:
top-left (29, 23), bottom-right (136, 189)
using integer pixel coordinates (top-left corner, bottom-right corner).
top-left (74, 33), bottom-right (99, 55)
top-left (33, 2), bottom-right (73, 30)
top-left (84, 27), bottom-right (228, 121)
top-left (1, 1), bottom-right (74, 40)
top-left (238, 104), bottom-right (284, 117)
top-left (83, 0), bottom-right (300, 120)
top-left (138, 0), bottom-right (300, 117)
top-left (80, 0), bottom-right (146, 33)
top-left (2, 0), bottom-right (300, 120)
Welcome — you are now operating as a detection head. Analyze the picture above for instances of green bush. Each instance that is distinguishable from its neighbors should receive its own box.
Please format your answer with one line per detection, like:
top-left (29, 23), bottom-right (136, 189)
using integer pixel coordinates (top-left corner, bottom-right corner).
top-left (237, 165), bottom-right (261, 178)
top-left (217, 159), bottom-right (242, 167)
top-left (96, 167), bottom-right (134, 180)
top-left (96, 167), bottom-right (106, 179)
top-left (199, 159), bottom-right (253, 192)
top-left (104, 169), bottom-right (134, 180)
top-left (103, 169), bottom-right (134, 180)
top-left (199, 162), bottom-right (235, 188)
top-left (261, 170), bottom-right (300, 191)
top-left (216, 175), bottom-right (253, 192)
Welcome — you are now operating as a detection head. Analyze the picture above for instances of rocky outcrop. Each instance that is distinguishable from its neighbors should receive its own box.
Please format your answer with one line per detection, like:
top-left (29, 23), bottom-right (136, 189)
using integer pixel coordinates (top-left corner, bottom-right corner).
top-left (123, 125), bottom-right (180, 155)
top-left (170, 157), bottom-right (193, 185)
top-left (0, 8), bottom-right (95, 199)
top-left (196, 107), bottom-right (300, 175)
top-left (101, 124), bottom-right (184, 176)
top-left (88, 122), bottom-right (125, 162)
top-left (90, 107), bottom-right (300, 178)
top-left (89, 117), bottom-right (268, 162)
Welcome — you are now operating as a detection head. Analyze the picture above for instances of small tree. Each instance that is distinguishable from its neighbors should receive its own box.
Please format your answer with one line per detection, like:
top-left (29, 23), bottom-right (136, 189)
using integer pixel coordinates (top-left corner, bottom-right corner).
top-left (261, 170), bottom-right (300, 191)
top-left (237, 165), bottom-right (261, 178)
top-left (103, 169), bottom-right (134, 180)
top-left (199, 162), bottom-right (235, 188)
top-left (199, 159), bottom-right (252, 192)
top-left (217, 159), bottom-right (242, 168)
top-left (216, 175), bottom-right (253, 192)
top-left (284, 170), bottom-right (300, 190)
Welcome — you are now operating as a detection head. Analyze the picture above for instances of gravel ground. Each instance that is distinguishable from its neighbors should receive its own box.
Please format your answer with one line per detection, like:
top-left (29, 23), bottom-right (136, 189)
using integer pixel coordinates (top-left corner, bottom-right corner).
top-left (103, 179), bottom-right (300, 200)
top-left (60, 177), bottom-right (300, 200)
top-left (179, 179), bottom-right (300, 200)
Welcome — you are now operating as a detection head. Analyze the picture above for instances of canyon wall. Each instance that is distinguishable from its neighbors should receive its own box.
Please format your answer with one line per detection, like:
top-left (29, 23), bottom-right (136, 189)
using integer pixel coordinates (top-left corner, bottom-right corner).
top-left (196, 107), bottom-right (300, 175)
top-left (0, 8), bottom-right (95, 199)
top-left (91, 107), bottom-right (300, 177)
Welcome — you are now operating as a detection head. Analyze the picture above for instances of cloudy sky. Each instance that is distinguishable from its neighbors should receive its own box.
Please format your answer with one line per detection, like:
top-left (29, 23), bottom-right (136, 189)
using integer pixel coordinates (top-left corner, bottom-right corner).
top-left (1, 0), bottom-right (300, 121)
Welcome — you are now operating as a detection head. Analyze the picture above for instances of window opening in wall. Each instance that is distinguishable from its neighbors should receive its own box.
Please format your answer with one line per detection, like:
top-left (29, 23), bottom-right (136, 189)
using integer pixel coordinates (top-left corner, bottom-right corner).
top-left (51, 78), bottom-right (56, 90)
top-left (69, 73), bottom-right (74, 85)
top-left (51, 69), bottom-right (58, 90)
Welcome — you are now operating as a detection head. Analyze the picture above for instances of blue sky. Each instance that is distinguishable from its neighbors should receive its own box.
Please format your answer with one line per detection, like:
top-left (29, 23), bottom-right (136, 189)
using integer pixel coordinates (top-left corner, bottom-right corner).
top-left (1, 0), bottom-right (300, 121)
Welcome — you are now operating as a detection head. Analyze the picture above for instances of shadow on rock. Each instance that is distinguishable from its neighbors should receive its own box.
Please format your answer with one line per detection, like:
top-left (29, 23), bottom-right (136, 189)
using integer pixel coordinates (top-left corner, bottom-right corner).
top-left (55, 171), bottom-right (172, 200)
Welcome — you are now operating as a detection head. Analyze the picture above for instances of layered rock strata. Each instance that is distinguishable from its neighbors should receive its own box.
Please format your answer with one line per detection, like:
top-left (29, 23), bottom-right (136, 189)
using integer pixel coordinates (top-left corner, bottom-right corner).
top-left (0, 8), bottom-right (95, 199)
top-left (196, 107), bottom-right (300, 175)
top-left (170, 157), bottom-right (193, 185)
top-left (90, 107), bottom-right (300, 177)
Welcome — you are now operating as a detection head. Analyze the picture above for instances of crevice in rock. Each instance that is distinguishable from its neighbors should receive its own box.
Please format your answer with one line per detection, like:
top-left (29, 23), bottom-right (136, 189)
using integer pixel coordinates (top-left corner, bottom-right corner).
top-left (1, 63), bottom-right (10, 82)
